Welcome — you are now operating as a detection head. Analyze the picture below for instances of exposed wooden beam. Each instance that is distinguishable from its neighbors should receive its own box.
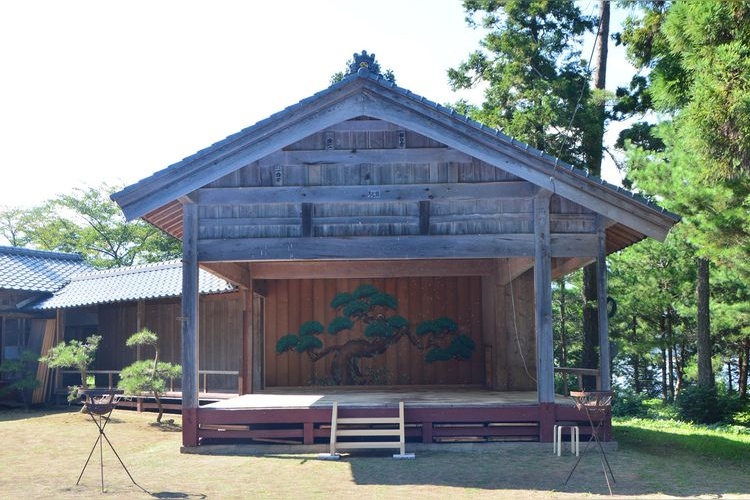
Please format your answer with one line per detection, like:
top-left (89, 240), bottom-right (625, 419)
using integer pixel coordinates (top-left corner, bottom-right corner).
top-left (247, 259), bottom-right (498, 279)
top-left (271, 147), bottom-right (473, 165)
top-left (196, 181), bottom-right (537, 206)
top-left (197, 233), bottom-right (598, 262)
top-left (497, 257), bottom-right (534, 285)
top-left (551, 257), bottom-right (595, 280)
top-left (201, 262), bottom-right (253, 290)
top-left (322, 119), bottom-right (401, 132)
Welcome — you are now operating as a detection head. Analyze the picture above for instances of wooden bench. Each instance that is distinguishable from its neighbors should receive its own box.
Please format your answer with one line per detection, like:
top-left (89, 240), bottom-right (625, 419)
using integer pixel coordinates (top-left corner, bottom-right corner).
top-left (320, 401), bottom-right (413, 459)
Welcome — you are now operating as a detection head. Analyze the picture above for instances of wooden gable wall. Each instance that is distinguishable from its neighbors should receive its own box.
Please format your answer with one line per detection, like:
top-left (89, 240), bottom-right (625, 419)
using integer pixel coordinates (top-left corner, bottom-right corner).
top-left (182, 120), bottom-right (601, 263)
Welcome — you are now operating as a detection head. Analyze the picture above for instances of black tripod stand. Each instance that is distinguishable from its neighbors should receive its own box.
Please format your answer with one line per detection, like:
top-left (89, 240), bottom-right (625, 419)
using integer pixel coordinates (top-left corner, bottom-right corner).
top-left (76, 389), bottom-right (147, 493)
top-left (564, 391), bottom-right (616, 495)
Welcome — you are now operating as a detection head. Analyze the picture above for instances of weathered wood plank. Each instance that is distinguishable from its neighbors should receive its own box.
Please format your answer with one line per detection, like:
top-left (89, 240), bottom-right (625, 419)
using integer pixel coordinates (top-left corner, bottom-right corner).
top-left (196, 181), bottom-right (537, 205)
top-left (197, 234), bottom-right (597, 262)
top-left (274, 147), bottom-right (473, 165)
top-left (323, 119), bottom-right (401, 132)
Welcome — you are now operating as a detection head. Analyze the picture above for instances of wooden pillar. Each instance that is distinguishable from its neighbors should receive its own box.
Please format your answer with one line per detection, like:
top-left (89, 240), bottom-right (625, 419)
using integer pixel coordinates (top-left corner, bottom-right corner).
top-left (54, 308), bottom-right (66, 392)
top-left (241, 286), bottom-right (254, 395)
top-left (136, 299), bottom-right (145, 360)
top-left (534, 191), bottom-right (554, 403)
top-left (597, 216), bottom-right (611, 391)
top-left (181, 201), bottom-right (200, 446)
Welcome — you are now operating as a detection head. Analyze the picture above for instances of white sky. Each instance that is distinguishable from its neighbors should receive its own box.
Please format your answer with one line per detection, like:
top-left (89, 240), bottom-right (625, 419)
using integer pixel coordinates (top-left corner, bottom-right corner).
top-left (0, 0), bottom-right (634, 209)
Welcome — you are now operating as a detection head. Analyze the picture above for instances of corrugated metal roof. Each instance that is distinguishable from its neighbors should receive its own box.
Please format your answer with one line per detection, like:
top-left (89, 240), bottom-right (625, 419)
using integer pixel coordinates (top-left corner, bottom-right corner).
top-left (31, 260), bottom-right (235, 310)
top-left (0, 246), bottom-right (90, 293)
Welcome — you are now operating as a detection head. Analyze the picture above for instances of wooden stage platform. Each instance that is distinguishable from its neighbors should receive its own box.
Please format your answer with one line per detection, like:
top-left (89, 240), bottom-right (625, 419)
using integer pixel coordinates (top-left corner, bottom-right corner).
top-left (185, 387), bottom-right (608, 447)
top-left (204, 387), bottom-right (574, 409)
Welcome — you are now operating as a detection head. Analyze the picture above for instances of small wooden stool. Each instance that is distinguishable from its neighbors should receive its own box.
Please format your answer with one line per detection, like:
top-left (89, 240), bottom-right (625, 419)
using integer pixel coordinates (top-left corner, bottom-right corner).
top-left (553, 423), bottom-right (579, 456)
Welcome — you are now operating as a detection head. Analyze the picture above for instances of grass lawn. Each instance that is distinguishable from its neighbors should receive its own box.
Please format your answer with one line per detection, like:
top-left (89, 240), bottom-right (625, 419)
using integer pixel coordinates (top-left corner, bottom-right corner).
top-left (1, 408), bottom-right (749, 499)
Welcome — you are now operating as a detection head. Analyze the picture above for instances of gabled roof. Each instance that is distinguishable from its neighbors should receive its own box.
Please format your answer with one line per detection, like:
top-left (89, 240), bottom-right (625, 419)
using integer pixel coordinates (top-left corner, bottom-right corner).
top-left (0, 246), bottom-right (90, 293)
top-left (30, 260), bottom-right (235, 310)
top-left (113, 68), bottom-right (678, 248)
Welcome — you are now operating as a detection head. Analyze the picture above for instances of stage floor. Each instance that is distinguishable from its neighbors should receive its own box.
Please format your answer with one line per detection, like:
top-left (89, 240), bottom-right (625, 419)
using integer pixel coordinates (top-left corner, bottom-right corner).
top-left (204, 387), bottom-right (576, 409)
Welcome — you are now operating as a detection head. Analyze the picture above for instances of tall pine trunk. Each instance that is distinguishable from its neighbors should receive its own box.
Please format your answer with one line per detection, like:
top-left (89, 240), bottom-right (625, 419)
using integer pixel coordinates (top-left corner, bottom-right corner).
top-left (696, 257), bottom-right (714, 388)
top-left (739, 339), bottom-right (749, 398)
top-left (582, 0), bottom-right (610, 390)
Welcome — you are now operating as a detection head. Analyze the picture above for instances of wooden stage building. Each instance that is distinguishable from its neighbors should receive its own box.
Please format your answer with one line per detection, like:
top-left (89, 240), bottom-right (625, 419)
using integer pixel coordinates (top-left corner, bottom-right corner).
top-left (111, 56), bottom-right (678, 448)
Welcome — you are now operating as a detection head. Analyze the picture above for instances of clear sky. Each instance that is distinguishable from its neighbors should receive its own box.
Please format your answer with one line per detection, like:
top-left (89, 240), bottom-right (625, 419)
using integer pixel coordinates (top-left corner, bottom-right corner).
top-left (0, 0), bottom-right (633, 209)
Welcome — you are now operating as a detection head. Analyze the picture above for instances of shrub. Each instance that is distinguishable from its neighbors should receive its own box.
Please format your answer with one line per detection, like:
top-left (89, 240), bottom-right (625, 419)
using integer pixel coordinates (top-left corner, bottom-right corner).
top-left (612, 390), bottom-right (651, 418)
top-left (0, 350), bottom-right (40, 408)
top-left (39, 334), bottom-right (101, 401)
top-left (118, 329), bottom-right (180, 423)
top-left (675, 385), bottom-right (742, 424)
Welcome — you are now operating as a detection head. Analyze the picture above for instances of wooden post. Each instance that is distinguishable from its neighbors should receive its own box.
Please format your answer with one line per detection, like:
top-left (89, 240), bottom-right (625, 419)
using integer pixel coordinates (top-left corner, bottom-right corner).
top-left (181, 201), bottom-right (200, 446)
top-left (252, 294), bottom-right (264, 392)
top-left (597, 216), bottom-right (611, 391)
top-left (241, 285), bottom-right (254, 394)
top-left (534, 191), bottom-right (554, 403)
top-left (136, 299), bottom-right (145, 360)
top-left (54, 309), bottom-right (66, 393)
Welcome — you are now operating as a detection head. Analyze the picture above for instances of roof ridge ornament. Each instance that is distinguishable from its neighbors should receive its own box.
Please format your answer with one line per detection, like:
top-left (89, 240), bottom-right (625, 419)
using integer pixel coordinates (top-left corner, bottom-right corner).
top-left (349, 50), bottom-right (377, 75)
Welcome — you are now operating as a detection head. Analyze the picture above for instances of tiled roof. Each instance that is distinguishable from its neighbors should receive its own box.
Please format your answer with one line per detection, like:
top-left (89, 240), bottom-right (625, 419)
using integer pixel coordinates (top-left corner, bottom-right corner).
top-left (30, 260), bottom-right (235, 310)
top-left (0, 246), bottom-right (90, 293)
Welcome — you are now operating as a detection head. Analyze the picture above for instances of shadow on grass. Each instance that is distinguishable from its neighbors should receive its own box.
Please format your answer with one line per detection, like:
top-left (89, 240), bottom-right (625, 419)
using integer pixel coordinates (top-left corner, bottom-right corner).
top-left (0, 407), bottom-right (79, 423)
top-left (149, 419), bottom-right (182, 432)
top-left (304, 436), bottom-right (750, 498)
top-left (149, 491), bottom-right (207, 499)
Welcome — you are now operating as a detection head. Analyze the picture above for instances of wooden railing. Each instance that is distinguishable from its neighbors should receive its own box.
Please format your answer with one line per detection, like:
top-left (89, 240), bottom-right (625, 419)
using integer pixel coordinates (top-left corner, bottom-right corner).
top-left (554, 367), bottom-right (601, 395)
top-left (61, 369), bottom-right (240, 394)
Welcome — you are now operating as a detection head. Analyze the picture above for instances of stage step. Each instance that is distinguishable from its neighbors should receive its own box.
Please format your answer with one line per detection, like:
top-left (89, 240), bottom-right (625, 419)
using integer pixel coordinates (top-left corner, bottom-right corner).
top-left (321, 401), bottom-right (413, 459)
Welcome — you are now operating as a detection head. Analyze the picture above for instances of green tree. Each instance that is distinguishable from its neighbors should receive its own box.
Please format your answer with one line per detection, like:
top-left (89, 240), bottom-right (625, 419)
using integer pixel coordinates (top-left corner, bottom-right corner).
top-left (0, 206), bottom-right (35, 247)
top-left (118, 329), bottom-right (181, 423)
top-left (39, 334), bottom-right (101, 401)
top-left (0, 350), bottom-right (40, 408)
top-left (448, 0), bottom-right (599, 165)
top-left (608, 231), bottom-right (697, 399)
top-left (617, 0), bottom-right (750, 390)
top-left (450, 0), bottom-right (613, 388)
top-left (6, 183), bottom-right (180, 267)
top-left (276, 284), bottom-right (475, 385)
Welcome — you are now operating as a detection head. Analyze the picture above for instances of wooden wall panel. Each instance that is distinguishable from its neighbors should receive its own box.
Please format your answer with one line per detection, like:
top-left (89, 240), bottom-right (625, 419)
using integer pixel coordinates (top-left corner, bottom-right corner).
top-left (79, 294), bottom-right (241, 391)
top-left (502, 270), bottom-right (537, 391)
top-left (265, 276), bottom-right (485, 387)
top-left (199, 296), bottom-right (242, 390)
top-left (96, 303), bottom-right (138, 370)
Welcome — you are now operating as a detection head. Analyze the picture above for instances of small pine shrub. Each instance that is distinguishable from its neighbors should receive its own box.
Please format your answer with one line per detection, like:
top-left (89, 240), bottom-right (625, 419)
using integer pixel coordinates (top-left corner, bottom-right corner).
top-left (612, 390), bottom-right (651, 418)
